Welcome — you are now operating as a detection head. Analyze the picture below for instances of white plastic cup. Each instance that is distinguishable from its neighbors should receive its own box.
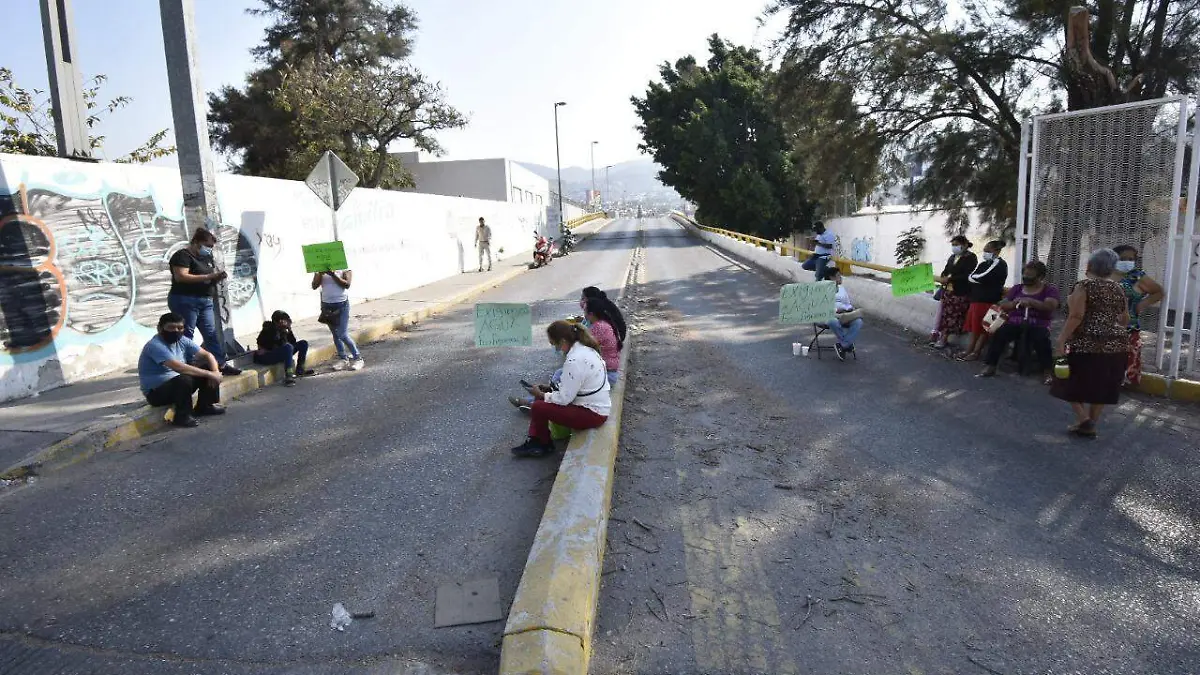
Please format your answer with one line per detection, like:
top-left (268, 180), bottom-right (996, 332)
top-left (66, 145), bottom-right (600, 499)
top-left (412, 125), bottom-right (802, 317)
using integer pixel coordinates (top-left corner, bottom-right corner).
top-left (802, 345), bottom-right (810, 357)
top-left (792, 342), bottom-right (802, 356)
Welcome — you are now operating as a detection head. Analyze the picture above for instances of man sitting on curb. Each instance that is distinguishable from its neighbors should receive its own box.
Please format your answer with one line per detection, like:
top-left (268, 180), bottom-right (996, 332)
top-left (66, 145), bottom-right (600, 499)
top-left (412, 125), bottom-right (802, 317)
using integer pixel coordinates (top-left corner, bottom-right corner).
top-left (139, 312), bottom-right (225, 428)
top-left (253, 310), bottom-right (313, 386)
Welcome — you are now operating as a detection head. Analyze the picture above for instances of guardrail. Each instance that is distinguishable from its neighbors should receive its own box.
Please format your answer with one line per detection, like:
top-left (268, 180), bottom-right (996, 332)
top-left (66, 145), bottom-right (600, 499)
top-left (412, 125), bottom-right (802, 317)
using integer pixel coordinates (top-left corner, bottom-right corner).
top-left (670, 212), bottom-right (898, 276)
top-left (565, 212), bottom-right (607, 229)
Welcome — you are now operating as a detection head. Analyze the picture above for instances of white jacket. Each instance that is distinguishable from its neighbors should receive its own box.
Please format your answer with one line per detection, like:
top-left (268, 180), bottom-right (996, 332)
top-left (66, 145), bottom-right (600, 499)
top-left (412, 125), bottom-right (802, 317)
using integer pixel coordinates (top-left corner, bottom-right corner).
top-left (544, 342), bottom-right (611, 416)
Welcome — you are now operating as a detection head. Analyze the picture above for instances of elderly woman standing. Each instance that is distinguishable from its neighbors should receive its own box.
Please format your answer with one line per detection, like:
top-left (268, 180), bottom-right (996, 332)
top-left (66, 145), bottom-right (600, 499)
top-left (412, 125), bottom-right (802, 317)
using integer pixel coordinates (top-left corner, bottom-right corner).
top-left (932, 235), bottom-right (978, 350)
top-left (1051, 249), bottom-right (1130, 438)
top-left (1111, 244), bottom-right (1164, 386)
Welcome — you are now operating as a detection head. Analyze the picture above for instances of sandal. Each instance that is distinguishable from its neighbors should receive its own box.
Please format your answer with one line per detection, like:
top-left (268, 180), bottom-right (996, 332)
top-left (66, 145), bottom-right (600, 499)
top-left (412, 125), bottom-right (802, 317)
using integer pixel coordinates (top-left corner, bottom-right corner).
top-left (1068, 420), bottom-right (1097, 438)
top-left (959, 352), bottom-right (980, 362)
top-left (975, 366), bottom-right (997, 378)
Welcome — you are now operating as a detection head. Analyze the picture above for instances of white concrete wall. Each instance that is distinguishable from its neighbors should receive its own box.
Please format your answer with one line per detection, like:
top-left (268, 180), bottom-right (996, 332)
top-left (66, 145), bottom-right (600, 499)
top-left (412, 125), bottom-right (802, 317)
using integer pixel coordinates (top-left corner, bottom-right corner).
top-left (675, 216), bottom-right (939, 337)
top-left (796, 205), bottom-right (1020, 284)
top-left (507, 161), bottom-right (550, 211)
top-left (0, 153), bottom-right (544, 401)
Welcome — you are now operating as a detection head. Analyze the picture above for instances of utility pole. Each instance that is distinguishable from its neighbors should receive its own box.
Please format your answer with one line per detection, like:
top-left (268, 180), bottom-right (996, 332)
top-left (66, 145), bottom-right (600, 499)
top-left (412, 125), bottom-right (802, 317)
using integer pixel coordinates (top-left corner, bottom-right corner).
top-left (554, 102), bottom-right (567, 228)
top-left (604, 164), bottom-right (613, 212)
top-left (590, 141), bottom-right (599, 210)
top-left (39, 0), bottom-right (90, 158)
top-left (159, 0), bottom-right (239, 356)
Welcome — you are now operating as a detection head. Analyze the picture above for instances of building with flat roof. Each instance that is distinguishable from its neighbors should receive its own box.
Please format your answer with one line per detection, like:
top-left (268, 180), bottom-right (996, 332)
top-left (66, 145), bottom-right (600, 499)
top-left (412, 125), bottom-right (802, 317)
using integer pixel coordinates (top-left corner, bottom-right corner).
top-left (393, 153), bottom-right (550, 211)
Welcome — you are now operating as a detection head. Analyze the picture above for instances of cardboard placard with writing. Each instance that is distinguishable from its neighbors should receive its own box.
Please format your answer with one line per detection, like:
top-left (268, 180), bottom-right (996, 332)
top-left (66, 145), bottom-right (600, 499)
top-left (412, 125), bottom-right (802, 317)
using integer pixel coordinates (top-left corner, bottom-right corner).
top-left (475, 303), bottom-right (533, 347)
top-left (302, 241), bottom-right (348, 273)
top-left (778, 281), bottom-right (836, 324)
top-left (891, 263), bottom-right (936, 297)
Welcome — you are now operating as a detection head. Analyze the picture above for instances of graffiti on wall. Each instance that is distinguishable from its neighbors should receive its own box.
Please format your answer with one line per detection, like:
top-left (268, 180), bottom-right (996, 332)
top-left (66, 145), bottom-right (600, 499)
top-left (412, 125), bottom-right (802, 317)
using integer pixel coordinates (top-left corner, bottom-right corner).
top-left (0, 184), bottom-right (257, 354)
top-left (850, 236), bottom-right (874, 263)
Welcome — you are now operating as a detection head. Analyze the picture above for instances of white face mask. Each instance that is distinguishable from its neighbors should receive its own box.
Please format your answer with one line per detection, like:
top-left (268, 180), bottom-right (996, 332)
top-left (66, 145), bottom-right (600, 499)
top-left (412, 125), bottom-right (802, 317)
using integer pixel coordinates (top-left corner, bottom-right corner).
top-left (199, 245), bottom-right (213, 258)
top-left (1116, 260), bottom-right (1136, 273)
top-left (951, 245), bottom-right (964, 255)
top-left (982, 252), bottom-right (995, 261)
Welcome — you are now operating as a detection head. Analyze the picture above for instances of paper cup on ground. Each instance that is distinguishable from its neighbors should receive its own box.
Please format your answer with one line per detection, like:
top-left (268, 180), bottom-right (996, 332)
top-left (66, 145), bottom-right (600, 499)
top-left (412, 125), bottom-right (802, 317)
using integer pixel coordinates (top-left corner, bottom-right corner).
top-left (792, 342), bottom-right (802, 356)
top-left (802, 345), bottom-right (810, 357)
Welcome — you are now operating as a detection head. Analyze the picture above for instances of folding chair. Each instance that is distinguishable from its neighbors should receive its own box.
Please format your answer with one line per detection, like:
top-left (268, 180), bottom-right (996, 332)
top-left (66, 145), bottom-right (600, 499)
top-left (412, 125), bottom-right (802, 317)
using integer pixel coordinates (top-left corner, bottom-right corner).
top-left (808, 323), bottom-right (856, 360)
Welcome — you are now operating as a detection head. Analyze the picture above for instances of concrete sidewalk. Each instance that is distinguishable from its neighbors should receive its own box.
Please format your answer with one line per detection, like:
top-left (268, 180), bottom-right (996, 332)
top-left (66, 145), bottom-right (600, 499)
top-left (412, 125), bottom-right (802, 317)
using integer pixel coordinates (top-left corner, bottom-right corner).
top-left (0, 219), bottom-right (612, 477)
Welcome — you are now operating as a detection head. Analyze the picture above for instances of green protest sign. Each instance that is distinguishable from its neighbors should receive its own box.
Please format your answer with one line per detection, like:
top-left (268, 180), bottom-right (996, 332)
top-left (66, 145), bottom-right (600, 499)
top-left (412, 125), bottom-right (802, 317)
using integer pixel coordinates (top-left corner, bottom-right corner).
top-left (302, 241), bottom-right (348, 273)
top-left (891, 263), bottom-right (936, 297)
top-left (779, 281), bottom-right (836, 324)
top-left (475, 303), bottom-right (533, 347)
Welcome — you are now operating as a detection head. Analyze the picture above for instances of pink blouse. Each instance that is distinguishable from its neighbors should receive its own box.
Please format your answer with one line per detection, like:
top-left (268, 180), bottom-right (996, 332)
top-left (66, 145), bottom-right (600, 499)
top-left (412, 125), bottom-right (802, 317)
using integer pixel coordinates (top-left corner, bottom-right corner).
top-left (590, 319), bottom-right (621, 371)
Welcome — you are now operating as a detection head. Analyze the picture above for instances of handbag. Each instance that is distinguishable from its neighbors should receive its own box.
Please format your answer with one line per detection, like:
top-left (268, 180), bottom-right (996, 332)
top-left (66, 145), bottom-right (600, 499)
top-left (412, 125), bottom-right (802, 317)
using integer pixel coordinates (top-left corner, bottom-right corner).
top-left (982, 304), bottom-right (1007, 334)
top-left (317, 304), bottom-right (343, 326)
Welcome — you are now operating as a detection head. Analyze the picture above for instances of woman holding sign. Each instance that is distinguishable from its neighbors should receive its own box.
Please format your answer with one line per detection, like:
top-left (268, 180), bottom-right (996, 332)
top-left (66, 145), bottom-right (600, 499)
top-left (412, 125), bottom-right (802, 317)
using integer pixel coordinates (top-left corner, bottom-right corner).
top-left (932, 236), bottom-right (978, 350)
top-left (312, 269), bottom-right (364, 371)
top-left (511, 320), bottom-right (611, 458)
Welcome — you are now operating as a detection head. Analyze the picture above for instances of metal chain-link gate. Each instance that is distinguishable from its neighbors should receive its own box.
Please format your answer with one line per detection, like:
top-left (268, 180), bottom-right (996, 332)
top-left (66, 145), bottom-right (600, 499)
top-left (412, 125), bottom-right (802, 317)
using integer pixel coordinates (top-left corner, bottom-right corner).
top-left (1015, 96), bottom-right (1200, 379)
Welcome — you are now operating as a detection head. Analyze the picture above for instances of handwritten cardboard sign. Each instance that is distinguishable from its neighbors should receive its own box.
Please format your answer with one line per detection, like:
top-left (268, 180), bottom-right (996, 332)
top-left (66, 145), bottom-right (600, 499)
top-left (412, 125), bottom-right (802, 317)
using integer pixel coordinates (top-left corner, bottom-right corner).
top-left (779, 281), bottom-right (836, 324)
top-left (891, 263), bottom-right (936, 297)
top-left (474, 303), bottom-right (533, 347)
top-left (302, 241), bottom-right (348, 273)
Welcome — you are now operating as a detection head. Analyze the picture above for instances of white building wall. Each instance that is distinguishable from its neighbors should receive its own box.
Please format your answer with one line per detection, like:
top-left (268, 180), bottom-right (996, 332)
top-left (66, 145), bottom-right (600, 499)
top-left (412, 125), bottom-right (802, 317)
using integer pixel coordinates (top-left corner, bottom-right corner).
top-left (0, 153), bottom-right (544, 401)
top-left (797, 206), bottom-right (1020, 284)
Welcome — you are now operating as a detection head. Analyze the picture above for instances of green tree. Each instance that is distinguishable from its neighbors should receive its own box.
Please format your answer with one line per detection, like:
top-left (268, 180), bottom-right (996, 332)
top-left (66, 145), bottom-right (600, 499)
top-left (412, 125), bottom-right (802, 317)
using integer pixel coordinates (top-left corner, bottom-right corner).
top-left (769, 0), bottom-right (1200, 238)
top-left (0, 68), bottom-right (175, 163)
top-left (274, 60), bottom-right (466, 188)
top-left (632, 35), bottom-right (815, 240)
top-left (209, 0), bottom-right (462, 186)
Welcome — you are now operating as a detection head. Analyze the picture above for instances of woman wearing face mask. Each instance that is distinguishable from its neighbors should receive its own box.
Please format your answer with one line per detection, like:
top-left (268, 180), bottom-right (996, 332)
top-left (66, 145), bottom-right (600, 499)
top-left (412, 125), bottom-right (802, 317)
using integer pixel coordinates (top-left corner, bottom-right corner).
top-left (580, 286), bottom-right (627, 344)
top-left (960, 240), bottom-right (1009, 361)
top-left (931, 236), bottom-right (978, 350)
top-left (512, 321), bottom-right (611, 458)
top-left (167, 228), bottom-right (241, 376)
top-left (1111, 245), bottom-right (1164, 386)
top-left (583, 297), bottom-right (623, 384)
top-left (978, 261), bottom-right (1059, 382)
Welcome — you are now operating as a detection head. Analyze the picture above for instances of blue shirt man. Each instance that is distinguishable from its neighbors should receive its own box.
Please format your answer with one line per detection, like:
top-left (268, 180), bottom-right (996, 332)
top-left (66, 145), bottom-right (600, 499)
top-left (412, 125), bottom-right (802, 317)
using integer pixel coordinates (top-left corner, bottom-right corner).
top-left (139, 312), bottom-right (226, 427)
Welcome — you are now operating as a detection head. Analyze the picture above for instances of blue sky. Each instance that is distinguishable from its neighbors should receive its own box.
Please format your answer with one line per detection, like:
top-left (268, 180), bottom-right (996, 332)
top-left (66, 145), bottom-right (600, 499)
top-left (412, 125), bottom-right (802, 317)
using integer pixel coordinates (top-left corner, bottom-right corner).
top-left (4, 0), bottom-right (780, 170)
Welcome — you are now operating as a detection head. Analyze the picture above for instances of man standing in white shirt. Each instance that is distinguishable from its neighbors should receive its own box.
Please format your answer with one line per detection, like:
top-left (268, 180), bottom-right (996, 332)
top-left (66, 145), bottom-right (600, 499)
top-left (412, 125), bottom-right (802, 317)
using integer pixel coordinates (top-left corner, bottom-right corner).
top-left (811, 221), bottom-right (837, 282)
top-left (475, 217), bottom-right (492, 272)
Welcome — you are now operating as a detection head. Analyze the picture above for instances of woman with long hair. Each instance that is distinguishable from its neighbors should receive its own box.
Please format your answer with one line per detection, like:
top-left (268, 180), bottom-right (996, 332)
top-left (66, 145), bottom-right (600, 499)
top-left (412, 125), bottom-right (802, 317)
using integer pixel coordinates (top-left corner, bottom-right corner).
top-left (581, 286), bottom-right (627, 345)
top-left (584, 297), bottom-right (622, 384)
top-left (932, 235), bottom-right (978, 350)
top-left (512, 321), bottom-right (612, 458)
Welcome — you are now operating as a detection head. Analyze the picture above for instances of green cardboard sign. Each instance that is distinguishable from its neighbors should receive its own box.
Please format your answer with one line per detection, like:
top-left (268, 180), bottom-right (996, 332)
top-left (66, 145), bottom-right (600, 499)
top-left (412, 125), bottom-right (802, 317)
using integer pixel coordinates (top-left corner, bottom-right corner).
top-left (475, 303), bottom-right (533, 347)
top-left (302, 241), bottom-right (348, 273)
top-left (891, 263), bottom-right (936, 297)
top-left (779, 281), bottom-right (836, 324)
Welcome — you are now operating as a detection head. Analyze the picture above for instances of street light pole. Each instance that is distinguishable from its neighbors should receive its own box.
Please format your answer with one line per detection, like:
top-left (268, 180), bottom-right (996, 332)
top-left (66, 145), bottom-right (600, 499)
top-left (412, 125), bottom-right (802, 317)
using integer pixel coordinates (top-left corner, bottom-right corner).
top-left (554, 102), bottom-right (567, 229)
top-left (590, 141), bottom-right (599, 210)
top-left (605, 164), bottom-right (613, 212)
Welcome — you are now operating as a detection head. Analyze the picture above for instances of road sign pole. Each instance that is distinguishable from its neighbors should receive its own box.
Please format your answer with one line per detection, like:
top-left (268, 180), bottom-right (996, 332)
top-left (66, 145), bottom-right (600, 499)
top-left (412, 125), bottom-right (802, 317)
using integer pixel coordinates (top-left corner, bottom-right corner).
top-left (328, 152), bottom-right (340, 241)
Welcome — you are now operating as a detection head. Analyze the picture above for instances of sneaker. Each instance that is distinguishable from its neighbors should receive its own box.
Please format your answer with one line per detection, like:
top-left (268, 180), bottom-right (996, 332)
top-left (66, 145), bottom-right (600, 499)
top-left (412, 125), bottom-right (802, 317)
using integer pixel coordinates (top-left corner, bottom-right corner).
top-left (221, 364), bottom-right (243, 376)
top-left (297, 368), bottom-right (316, 377)
top-left (172, 416), bottom-right (200, 428)
top-left (511, 438), bottom-right (554, 458)
top-left (332, 358), bottom-right (350, 371)
top-left (508, 396), bottom-right (527, 409)
top-left (349, 358), bottom-right (365, 371)
top-left (285, 376), bottom-right (297, 387)
top-left (194, 404), bottom-right (226, 417)
top-left (834, 343), bottom-right (846, 362)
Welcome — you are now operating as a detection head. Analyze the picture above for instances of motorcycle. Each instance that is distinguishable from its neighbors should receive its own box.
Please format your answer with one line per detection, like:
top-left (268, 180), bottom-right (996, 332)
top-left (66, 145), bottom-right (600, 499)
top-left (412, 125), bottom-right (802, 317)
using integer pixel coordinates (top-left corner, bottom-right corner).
top-left (532, 233), bottom-right (556, 268)
top-left (558, 226), bottom-right (578, 256)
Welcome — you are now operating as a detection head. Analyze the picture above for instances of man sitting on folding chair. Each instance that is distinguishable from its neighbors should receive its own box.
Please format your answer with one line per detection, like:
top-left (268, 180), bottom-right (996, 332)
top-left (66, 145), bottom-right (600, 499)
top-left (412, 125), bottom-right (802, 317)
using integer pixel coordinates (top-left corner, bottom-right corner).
top-left (823, 267), bottom-right (863, 362)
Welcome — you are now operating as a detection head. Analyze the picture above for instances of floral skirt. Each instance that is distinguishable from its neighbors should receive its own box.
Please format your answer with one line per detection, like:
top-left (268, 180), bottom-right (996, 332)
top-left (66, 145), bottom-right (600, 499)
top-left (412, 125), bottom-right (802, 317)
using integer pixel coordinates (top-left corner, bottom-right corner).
top-left (937, 294), bottom-right (970, 337)
top-left (1124, 331), bottom-right (1142, 386)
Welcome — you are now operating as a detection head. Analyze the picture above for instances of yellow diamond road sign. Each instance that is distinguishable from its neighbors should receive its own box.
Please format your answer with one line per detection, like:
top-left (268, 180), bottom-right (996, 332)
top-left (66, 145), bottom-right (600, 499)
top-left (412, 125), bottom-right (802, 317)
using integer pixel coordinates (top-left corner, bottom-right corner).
top-left (305, 151), bottom-right (359, 211)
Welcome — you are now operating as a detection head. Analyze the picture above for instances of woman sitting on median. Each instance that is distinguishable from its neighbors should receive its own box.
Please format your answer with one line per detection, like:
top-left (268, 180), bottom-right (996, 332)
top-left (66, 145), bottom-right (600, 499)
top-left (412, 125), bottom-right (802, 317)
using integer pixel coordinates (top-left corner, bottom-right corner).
top-left (511, 321), bottom-right (611, 458)
top-left (584, 296), bottom-right (623, 384)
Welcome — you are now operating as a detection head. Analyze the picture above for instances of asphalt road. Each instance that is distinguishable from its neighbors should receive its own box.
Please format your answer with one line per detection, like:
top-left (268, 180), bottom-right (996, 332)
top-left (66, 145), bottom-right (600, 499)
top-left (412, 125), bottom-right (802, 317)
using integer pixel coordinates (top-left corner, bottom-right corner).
top-left (0, 219), bottom-right (640, 675)
top-left (591, 218), bottom-right (1200, 674)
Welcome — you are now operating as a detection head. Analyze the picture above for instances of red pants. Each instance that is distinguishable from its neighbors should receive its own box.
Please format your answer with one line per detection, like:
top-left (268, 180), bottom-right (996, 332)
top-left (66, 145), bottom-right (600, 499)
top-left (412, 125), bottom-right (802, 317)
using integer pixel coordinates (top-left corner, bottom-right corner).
top-left (528, 401), bottom-right (607, 444)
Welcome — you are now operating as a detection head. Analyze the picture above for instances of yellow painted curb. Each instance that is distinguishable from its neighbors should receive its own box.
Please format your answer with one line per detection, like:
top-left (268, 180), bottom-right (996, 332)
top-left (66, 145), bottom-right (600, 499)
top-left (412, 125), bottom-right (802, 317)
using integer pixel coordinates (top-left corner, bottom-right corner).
top-left (1170, 377), bottom-right (1200, 402)
top-left (1137, 373), bottom-right (1170, 397)
top-left (500, 313), bottom-right (633, 674)
top-left (498, 629), bottom-right (585, 675)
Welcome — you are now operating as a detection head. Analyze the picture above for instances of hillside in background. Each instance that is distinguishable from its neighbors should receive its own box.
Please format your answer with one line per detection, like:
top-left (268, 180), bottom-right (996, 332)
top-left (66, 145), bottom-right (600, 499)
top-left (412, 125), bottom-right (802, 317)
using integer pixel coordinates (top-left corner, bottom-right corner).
top-left (518, 159), bottom-right (683, 208)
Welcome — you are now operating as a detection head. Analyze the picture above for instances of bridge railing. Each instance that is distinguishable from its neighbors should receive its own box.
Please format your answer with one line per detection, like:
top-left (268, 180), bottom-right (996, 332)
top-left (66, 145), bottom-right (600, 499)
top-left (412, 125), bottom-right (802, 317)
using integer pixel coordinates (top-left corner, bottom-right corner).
top-left (669, 213), bottom-right (898, 276)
